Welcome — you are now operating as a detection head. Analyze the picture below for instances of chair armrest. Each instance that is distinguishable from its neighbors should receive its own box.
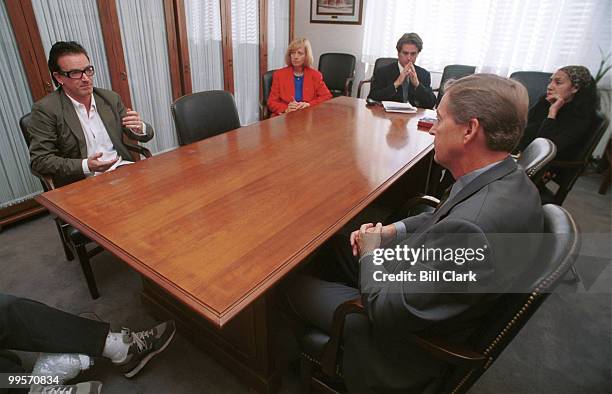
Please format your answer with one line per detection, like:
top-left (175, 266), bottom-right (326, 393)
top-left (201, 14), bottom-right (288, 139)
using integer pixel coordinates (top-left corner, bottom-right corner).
top-left (321, 297), bottom-right (365, 376)
top-left (357, 79), bottom-right (372, 99)
top-left (32, 168), bottom-right (55, 191)
top-left (259, 102), bottom-right (270, 120)
top-left (125, 143), bottom-right (152, 159)
top-left (404, 194), bottom-right (440, 209)
top-left (319, 295), bottom-right (486, 376)
top-left (411, 335), bottom-right (487, 369)
top-left (343, 77), bottom-right (355, 96)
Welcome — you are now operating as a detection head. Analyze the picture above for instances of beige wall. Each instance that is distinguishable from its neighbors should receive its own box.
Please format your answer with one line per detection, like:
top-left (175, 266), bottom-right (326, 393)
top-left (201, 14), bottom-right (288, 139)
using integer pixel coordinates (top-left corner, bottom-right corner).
top-left (294, 0), bottom-right (367, 97)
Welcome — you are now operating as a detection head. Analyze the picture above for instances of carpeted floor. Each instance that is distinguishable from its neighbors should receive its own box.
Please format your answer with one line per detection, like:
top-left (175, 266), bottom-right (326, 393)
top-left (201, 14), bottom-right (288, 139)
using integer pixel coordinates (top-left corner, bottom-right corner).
top-left (0, 173), bottom-right (609, 393)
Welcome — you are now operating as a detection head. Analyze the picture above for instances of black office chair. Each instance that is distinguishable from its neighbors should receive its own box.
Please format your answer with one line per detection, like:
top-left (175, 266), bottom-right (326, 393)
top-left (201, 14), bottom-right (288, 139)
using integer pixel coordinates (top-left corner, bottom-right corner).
top-left (510, 71), bottom-right (552, 109)
top-left (260, 69), bottom-right (276, 120)
top-left (19, 113), bottom-right (152, 299)
top-left (298, 204), bottom-right (580, 393)
top-left (171, 90), bottom-right (241, 146)
top-left (517, 137), bottom-right (557, 184)
top-left (357, 57), bottom-right (397, 98)
top-left (318, 53), bottom-right (356, 98)
top-left (540, 111), bottom-right (610, 205)
top-left (435, 64), bottom-right (476, 106)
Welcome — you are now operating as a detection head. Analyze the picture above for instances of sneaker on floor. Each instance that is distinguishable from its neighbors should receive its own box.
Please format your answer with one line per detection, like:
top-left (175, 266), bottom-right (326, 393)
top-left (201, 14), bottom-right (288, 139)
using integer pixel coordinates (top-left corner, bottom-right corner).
top-left (116, 320), bottom-right (176, 378)
top-left (29, 381), bottom-right (102, 394)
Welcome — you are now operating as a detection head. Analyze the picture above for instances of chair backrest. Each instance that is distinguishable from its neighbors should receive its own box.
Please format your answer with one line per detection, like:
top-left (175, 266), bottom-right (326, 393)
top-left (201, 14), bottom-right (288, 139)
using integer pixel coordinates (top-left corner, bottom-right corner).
top-left (19, 113), bottom-right (33, 147)
top-left (373, 57), bottom-right (397, 71)
top-left (510, 71), bottom-right (552, 109)
top-left (262, 69), bottom-right (276, 106)
top-left (171, 90), bottom-right (241, 146)
top-left (439, 204), bottom-right (580, 393)
top-left (357, 57), bottom-right (397, 98)
top-left (318, 53), bottom-right (356, 96)
top-left (436, 64), bottom-right (476, 106)
top-left (517, 137), bottom-right (557, 181)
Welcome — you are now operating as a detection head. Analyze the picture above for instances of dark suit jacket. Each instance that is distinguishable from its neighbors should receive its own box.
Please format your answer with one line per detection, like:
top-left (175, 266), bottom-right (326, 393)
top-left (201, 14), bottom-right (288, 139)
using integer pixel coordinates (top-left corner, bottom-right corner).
top-left (28, 88), bottom-right (154, 186)
top-left (267, 66), bottom-right (333, 116)
top-left (343, 157), bottom-right (544, 393)
top-left (368, 62), bottom-right (437, 109)
top-left (517, 96), bottom-right (596, 161)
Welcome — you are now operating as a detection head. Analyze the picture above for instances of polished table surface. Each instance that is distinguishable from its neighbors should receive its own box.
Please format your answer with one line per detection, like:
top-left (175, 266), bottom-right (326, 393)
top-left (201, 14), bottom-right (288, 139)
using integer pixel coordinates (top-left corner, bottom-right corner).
top-left (36, 97), bottom-right (434, 327)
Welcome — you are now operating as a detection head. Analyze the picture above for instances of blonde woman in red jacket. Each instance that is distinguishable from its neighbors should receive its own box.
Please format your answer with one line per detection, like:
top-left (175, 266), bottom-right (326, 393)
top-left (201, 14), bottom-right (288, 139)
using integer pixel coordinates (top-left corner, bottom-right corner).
top-left (267, 38), bottom-right (332, 116)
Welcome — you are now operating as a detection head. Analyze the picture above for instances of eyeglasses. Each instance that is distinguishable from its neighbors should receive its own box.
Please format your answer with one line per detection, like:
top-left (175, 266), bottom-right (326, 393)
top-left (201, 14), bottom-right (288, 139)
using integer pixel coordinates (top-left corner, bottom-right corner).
top-left (57, 65), bottom-right (95, 79)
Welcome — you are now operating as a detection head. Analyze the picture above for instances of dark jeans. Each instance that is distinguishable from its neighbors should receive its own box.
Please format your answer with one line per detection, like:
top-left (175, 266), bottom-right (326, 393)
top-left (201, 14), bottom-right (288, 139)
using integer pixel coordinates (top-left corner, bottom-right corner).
top-left (0, 294), bottom-right (110, 376)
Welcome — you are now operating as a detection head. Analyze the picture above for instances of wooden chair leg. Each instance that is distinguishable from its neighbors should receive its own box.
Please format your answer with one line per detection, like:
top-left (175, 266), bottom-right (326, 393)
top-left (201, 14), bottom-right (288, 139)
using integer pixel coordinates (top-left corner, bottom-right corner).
top-left (54, 221), bottom-right (74, 261)
top-left (75, 244), bottom-right (99, 299)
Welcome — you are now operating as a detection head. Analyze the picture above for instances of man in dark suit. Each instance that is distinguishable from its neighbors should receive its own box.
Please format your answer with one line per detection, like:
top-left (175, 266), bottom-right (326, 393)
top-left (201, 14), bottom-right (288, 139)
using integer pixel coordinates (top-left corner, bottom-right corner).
top-left (28, 41), bottom-right (154, 187)
top-left (287, 74), bottom-right (543, 393)
top-left (367, 33), bottom-right (437, 109)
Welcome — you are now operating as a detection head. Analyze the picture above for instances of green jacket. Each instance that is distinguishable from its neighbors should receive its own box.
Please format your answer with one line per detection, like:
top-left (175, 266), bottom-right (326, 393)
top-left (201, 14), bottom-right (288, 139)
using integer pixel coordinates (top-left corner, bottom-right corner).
top-left (28, 87), bottom-right (154, 186)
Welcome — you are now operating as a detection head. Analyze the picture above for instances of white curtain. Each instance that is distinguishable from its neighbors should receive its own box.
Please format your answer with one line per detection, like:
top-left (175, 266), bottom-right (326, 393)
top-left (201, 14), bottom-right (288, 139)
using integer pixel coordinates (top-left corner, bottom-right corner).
top-left (116, 0), bottom-right (178, 153)
top-left (0, 2), bottom-right (41, 209)
top-left (32, 0), bottom-right (112, 89)
top-left (231, 0), bottom-right (260, 125)
top-left (361, 0), bottom-right (612, 156)
top-left (185, 0), bottom-right (224, 92)
top-left (361, 0), bottom-right (612, 85)
top-left (267, 0), bottom-right (290, 70)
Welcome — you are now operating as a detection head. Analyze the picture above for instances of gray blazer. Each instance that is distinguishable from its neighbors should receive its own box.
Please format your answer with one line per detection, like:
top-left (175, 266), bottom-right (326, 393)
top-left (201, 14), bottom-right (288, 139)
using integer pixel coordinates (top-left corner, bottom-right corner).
top-left (344, 157), bottom-right (544, 393)
top-left (28, 87), bottom-right (154, 186)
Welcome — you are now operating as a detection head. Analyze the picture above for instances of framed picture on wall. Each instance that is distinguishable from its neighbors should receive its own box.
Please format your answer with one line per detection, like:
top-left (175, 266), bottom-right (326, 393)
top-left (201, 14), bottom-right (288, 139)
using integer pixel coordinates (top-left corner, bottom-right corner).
top-left (310, 0), bottom-right (363, 25)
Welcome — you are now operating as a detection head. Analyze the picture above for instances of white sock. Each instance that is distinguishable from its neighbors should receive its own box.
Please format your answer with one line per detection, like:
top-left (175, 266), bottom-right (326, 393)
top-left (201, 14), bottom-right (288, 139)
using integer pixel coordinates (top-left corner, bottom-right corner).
top-left (102, 332), bottom-right (129, 363)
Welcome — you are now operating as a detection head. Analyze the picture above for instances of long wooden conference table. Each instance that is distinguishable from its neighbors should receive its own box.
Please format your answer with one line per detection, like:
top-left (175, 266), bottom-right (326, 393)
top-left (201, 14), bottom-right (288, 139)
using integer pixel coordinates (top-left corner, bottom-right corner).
top-left (37, 96), bottom-right (434, 392)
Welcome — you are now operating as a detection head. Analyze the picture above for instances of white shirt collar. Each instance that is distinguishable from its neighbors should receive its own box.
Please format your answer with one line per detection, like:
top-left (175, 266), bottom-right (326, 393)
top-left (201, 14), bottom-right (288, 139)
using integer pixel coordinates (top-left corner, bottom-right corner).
top-left (65, 92), bottom-right (96, 112)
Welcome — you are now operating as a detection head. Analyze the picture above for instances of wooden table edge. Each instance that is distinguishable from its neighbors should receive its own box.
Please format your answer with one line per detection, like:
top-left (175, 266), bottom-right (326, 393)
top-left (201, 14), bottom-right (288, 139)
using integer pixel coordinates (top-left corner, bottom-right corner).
top-left (36, 143), bottom-right (433, 328)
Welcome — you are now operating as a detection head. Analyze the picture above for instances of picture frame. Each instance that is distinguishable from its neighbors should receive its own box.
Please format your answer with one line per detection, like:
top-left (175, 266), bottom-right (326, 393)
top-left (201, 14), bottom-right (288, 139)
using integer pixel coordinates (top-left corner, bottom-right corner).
top-left (310, 0), bottom-right (363, 25)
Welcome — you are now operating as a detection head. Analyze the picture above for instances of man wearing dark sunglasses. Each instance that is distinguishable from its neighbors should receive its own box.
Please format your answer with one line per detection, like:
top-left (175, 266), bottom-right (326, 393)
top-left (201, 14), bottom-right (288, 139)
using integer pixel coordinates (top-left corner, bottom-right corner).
top-left (368, 33), bottom-right (437, 109)
top-left (28, 41), bottom-right (154, 187)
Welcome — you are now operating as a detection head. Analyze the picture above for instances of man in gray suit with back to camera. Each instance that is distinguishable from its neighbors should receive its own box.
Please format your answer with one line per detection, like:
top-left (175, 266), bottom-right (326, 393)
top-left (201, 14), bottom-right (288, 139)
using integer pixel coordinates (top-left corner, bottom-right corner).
top-left (368, 32), bottom-right (437, 109)
top-left (28, 41), bottom-right (154, 187)
top-left (287, 74), bottom-right (544, 393)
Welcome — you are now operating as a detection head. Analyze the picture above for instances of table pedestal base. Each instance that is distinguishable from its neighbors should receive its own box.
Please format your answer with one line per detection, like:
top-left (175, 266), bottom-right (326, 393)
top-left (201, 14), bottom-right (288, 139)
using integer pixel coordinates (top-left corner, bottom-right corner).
top-left (142, 279), bottom-right (281, 393)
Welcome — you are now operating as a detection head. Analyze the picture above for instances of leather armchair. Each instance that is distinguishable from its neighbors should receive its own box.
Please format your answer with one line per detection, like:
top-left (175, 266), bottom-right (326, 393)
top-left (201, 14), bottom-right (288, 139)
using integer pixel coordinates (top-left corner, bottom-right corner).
top-left (19, 113), bottom-right (152, 299)
top-left (171, 90), bottom-right (241, 146)
top-left (299, 203), bottom-right (580, 393)
top-left (539, 111), bottom-right (609, 206)
top-left (318, 53), bottom-right (356, 97)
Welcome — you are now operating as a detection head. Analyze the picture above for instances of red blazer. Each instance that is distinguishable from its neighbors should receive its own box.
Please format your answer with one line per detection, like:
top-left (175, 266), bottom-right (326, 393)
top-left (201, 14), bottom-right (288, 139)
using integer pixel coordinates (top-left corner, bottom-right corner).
top-left (267, 66), bottom-right (332, 116)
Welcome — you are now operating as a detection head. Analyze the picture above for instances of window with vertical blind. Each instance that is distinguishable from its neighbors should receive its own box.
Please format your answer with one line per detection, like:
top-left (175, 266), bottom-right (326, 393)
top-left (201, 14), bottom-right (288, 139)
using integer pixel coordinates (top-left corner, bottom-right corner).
top-left (0, 1), bottom-right (40, 209)
top-left (267, 0), bottom-right (290, 70)
top-left (115, 0), bottom-right (178, 153)
top-left (32, 0), bottom-right (112, 89)
top-left (361, 0), bottom-right (611, 83)
top-left (185, 0), bottom-right (224, 93)
top-left (231, 0), bottom-right (260, 125)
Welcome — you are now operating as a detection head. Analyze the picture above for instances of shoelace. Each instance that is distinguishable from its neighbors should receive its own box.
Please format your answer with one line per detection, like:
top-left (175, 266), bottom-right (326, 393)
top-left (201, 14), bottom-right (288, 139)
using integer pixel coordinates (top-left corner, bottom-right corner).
top-left (131, 328), bottom-right (154, 352)
top-left (41, 386), bottom-right (74, 394)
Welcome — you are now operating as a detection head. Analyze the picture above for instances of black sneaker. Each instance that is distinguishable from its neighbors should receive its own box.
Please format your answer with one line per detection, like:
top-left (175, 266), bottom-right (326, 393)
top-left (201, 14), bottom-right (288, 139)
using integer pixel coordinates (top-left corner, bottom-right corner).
top-left (116, 320), bottom-right (176, 378)
top-left (29, 381), bottom-right (102, 394)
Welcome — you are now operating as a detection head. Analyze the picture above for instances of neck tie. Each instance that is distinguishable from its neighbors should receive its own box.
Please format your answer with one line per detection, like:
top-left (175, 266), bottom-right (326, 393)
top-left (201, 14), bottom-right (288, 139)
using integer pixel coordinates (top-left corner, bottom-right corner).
top-left (402, 79), bottom-right (409, 103)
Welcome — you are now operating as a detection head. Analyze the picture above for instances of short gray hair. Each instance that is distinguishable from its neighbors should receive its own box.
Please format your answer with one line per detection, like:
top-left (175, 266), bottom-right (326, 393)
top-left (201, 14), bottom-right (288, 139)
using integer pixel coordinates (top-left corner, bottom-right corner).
top-left (444, 74), bottom-right (529, 152)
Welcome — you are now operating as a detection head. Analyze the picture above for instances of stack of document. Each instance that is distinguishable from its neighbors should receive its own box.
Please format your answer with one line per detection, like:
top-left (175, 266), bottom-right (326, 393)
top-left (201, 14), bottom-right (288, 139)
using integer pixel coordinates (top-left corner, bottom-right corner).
top-left (382, 101), bottom-right (417, 113)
